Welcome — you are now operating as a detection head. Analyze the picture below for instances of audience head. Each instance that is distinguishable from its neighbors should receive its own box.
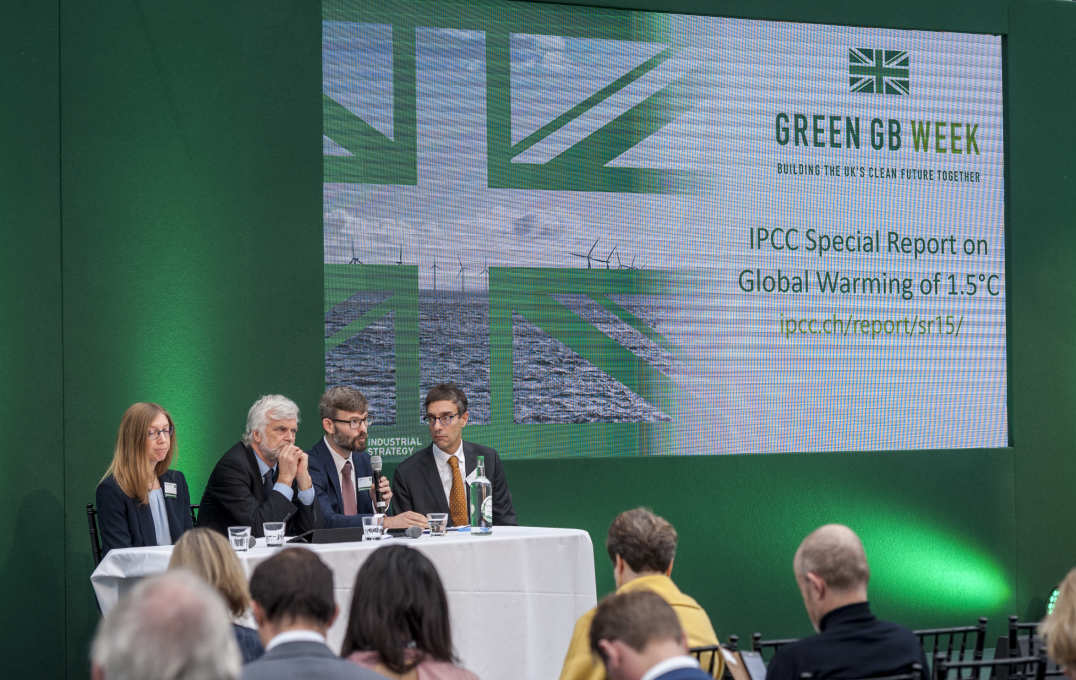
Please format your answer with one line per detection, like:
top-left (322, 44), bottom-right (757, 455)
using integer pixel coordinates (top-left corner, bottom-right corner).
top-left (606, 508), bottom-right (678, 587)
top-left (319, 386), bottom-right (369, 453)
top-left (104, 402), bottom-right (176, 504)
top-left (167, 528), bottom-right (251, 619)
top-left (90, 569), bottom-right (240, 680)
top-left (793, 523), bottom-right (871, 630)
top-left (341, 544), bottom-right (456, 673)
top-left (1040, 568), bottom-right (1076, 679)
top-left (589, 590), bottom-right (688, 680)
top-left (249, 547), bottom-right (337, 644)
top-left (242, 394), bottom-right (300, 463)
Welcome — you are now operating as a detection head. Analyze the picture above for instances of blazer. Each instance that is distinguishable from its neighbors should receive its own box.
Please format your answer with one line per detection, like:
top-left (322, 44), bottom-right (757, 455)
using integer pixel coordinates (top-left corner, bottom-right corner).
top-left (197, 442), bottom-right (322, 537)
top-left (95, 469), bottom-right (193, 554)
top-left (232, 623), bottom-right (264, 664)
top-left (240, 640), bottom-right (385, 680)
top-left (391, 441), bottom-right (517, 525)
top-left (307, 438), bottom-right (375, 528)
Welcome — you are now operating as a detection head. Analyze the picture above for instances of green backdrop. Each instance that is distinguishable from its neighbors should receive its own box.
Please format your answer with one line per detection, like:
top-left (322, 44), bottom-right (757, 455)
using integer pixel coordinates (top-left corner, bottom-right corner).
top-left (1, 0), bottom-right (1073, 677)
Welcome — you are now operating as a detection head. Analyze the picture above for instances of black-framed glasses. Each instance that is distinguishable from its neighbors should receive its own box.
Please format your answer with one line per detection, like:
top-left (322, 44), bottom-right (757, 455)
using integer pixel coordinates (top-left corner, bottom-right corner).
top-left (146, 426), bottom-right (174, 440)
top-left (422, 413), bottom-right (460, 426)
top-left (332, 417), bottom-right (368, 429)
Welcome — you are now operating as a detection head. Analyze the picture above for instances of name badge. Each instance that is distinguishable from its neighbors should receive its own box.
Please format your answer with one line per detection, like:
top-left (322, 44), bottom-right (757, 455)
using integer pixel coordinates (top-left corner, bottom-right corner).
top-left (356, 476), bottom-right (373, 491)
top-left (163, 482), bottom-right (177, 498)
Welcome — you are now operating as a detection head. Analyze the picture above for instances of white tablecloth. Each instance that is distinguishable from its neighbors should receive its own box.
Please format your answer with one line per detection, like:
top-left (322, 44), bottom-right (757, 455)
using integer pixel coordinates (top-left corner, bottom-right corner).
top-left (91, 526), bottom-right (596, 679)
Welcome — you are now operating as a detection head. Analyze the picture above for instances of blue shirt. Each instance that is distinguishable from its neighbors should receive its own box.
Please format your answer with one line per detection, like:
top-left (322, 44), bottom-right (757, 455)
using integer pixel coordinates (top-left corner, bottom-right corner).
top-left (254, 453), bottom-right (315, 506)
top-left (147, 488), bottom-right (171, 545)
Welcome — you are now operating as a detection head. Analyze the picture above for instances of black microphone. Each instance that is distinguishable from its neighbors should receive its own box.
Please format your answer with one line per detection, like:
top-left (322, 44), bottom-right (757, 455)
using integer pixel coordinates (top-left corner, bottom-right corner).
top-left (403, 525), bottom-right (423, 539)
top-left (370, 454), bottom-right (388, 513)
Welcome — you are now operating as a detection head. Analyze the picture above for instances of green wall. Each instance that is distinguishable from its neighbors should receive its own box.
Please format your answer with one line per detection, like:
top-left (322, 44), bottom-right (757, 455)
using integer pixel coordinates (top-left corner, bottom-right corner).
top-left (1, 0), bottom-right (1073, 676)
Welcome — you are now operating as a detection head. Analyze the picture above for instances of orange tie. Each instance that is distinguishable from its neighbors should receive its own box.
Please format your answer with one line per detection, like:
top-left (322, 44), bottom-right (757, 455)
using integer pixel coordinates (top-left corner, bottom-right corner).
top-left (447, 456), bottom-right (468, 527)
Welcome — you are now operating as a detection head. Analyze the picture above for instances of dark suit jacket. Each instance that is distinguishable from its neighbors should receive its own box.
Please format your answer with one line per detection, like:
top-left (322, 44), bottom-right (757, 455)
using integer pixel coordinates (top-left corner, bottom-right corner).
top-left (766, 602), bottom-right (929, 680)
top-left (198, 442), bottom-right (322, 537)
top-left (95, 469), bottom-right (193, 554)
top-left (307, 438), bottom-right (375, 528)
top-left (232, 623), bottom-right (264, 664)
top-left (391, 441), bottom-right (517, 525)
top-left (240, 640), bottom-right (383, 680)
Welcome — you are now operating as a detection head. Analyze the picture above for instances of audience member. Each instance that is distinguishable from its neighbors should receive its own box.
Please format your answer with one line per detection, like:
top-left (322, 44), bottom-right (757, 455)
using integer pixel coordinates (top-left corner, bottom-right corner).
top-left (198, 394), bottom-right (322, 537)
top-left (392, 383), bottom-right (517, 526)
top-left (95, 402), bottom-right (193, 554)
top-left (243, 547), bottom-right (382, 680)
top-left (308, 386), bottom-right (426, 529)
top-left (589, 590), bottom-right (712, 680)
top-left (341, 544), bottom-right (478, 680)
top-left (168, 528), bottom-right (264, 663)
top-left (560, 508), bottom-right (721, 680)
top-left (1040, 567), bottom-right (1076, 679)
top-left (90, 570), bottom-right (240, 680)
top-left (766, 524), bottom-right (928, 680)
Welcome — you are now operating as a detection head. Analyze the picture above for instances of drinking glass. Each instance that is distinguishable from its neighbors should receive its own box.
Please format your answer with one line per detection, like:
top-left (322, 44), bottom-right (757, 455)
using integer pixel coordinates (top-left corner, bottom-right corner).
top-left (427, 512), bottom-right (448, 536)
top-left (228, 526), bottom-right (251, 552)
top-left (262, 521), bottom-right (285, 547)
top-left (362, 513), bottom-right (385, 541)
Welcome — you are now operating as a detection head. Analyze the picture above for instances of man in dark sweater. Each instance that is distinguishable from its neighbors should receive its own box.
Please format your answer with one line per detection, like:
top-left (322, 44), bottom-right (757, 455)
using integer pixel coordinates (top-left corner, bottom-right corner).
top-left (766, 524), bottom-right (928, 680)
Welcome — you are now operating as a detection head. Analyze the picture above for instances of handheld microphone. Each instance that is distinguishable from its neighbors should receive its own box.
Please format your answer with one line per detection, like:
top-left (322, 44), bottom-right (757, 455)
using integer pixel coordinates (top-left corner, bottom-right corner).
top-left (369, 454), bottom-right (388, 512)
top-left (404, 525), bottom-right (423, 539)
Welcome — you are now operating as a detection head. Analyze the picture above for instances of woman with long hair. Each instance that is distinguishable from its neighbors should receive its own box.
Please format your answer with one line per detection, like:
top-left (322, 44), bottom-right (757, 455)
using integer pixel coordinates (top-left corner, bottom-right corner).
top-left (1041, 568), bottom-right (1076, 679)
top-left (168, 527), bottom-right (264, 663)
top-left (342, 544), bottom-right (478, 680)
top-left (95, 402), bottom-right (193, 554)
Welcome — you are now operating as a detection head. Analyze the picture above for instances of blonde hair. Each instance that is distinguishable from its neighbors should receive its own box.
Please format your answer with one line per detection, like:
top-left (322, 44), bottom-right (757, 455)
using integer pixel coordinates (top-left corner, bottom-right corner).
top-left (168, 528), bottom-right (251, 618)
top-left (1041, 568), bottom-right (1076, 668)
top-left (102, 402), bottom-right (176, 504)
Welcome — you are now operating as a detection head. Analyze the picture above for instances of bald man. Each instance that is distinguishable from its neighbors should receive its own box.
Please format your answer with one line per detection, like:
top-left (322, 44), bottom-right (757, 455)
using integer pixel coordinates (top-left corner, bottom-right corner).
top-left (766, 524), bottom-right (928, 680)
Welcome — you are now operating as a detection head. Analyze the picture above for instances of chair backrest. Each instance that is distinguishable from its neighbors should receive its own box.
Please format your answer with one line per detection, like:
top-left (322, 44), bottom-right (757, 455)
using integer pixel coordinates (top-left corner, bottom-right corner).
top-left (689, 644), bottom-right (724, 678)
top-left (189, 503), bottom-right (199, 527)
top-left (1007, 616), bottom-right (1042, 657)
top-left (752, 632), bottom-right (799, 662)
top-left (86, 503), bottom-right (103, 566)
top-left (933, 652), bottom-right (1044, 680)
top-left (915, 617), bottom-right (988, 666)
top-left (847, 664), bottom-right (925, 680)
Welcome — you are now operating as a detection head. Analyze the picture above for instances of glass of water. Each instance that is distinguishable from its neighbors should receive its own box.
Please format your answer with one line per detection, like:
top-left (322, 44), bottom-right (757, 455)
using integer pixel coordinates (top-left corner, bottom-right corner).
top-left (262, 521), bottom-right (285, 547)
top-left (228, 526), bottom-right (251, 552)
top-left (427, 512), bottom-right (448, 536)
top-left (362, 513), bottom-right (385, 541)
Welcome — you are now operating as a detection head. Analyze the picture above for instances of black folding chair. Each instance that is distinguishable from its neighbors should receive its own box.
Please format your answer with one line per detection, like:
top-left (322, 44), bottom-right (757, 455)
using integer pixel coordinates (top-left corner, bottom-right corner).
top-left (801, 665), bottom-right (924, 680)
top-left (690, 644), bottom-right (724, 678)
top-left (999, 616), bottom-right (1062, 678)
top-left (932, 652), bottom-right (1044, 680)
top-left (915, 617), bottom-right (988, 670)
top-left (752, 632), bottom-right (799, 662)
top-left (87, 503), bottom-right (103, 566)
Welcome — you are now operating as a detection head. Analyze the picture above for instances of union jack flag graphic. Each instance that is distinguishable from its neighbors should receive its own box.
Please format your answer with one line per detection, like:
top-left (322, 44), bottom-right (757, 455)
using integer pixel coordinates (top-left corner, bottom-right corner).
top-left (849, 48), bottom-right (909, 95)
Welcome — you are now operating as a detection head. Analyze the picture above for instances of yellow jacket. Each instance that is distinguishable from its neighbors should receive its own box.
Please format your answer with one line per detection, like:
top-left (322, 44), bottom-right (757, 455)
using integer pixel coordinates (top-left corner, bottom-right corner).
top-left (558, 573), bottom-right (723, 680)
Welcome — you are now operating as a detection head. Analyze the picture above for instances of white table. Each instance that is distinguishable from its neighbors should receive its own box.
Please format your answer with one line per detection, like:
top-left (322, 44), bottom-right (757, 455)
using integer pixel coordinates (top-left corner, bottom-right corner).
top-left (92, 526), bottom-right (596, 680)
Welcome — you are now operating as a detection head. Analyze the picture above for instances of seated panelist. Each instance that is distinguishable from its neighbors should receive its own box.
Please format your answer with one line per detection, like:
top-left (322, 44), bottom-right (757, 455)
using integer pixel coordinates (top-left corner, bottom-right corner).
top-left (198, 394), bottom-right (322, 537)
top-left (307, 386), bottom-right (426, 530)
top-left (95, 402), bottom-right (193, 554)
top-left (392, 383), bottom-right (517, 526)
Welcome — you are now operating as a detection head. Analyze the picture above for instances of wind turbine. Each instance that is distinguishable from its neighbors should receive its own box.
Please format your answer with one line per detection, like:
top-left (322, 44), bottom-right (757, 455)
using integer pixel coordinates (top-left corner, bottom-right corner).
top-left (349, 239), bottom-right (362, 264)
top-left (597, 245), bottom-right (616, 270)
top-left (570, 237), bottom-right (600, 269)
top-left (431, 261), bottom-right (437, 291)
top-left (458, 255), bottom-right (466, 293)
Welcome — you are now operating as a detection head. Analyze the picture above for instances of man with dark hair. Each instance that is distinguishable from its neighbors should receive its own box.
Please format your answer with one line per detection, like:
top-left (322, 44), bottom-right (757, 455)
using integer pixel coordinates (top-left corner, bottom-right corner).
top-left (765, 524), bottom-right (928, 680)
top-left (307, 386), bottom-right (427, 529)
top-left (391, 383), bottom-right (517, 525)
top-left (560, 508), bottom-right (721, 680)
top-left (243, 548), bottom-right (381, 680)
top-left (199, 394), bottom-right (322, 537)
top-left (590, 590), bottom-right (712, 680)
